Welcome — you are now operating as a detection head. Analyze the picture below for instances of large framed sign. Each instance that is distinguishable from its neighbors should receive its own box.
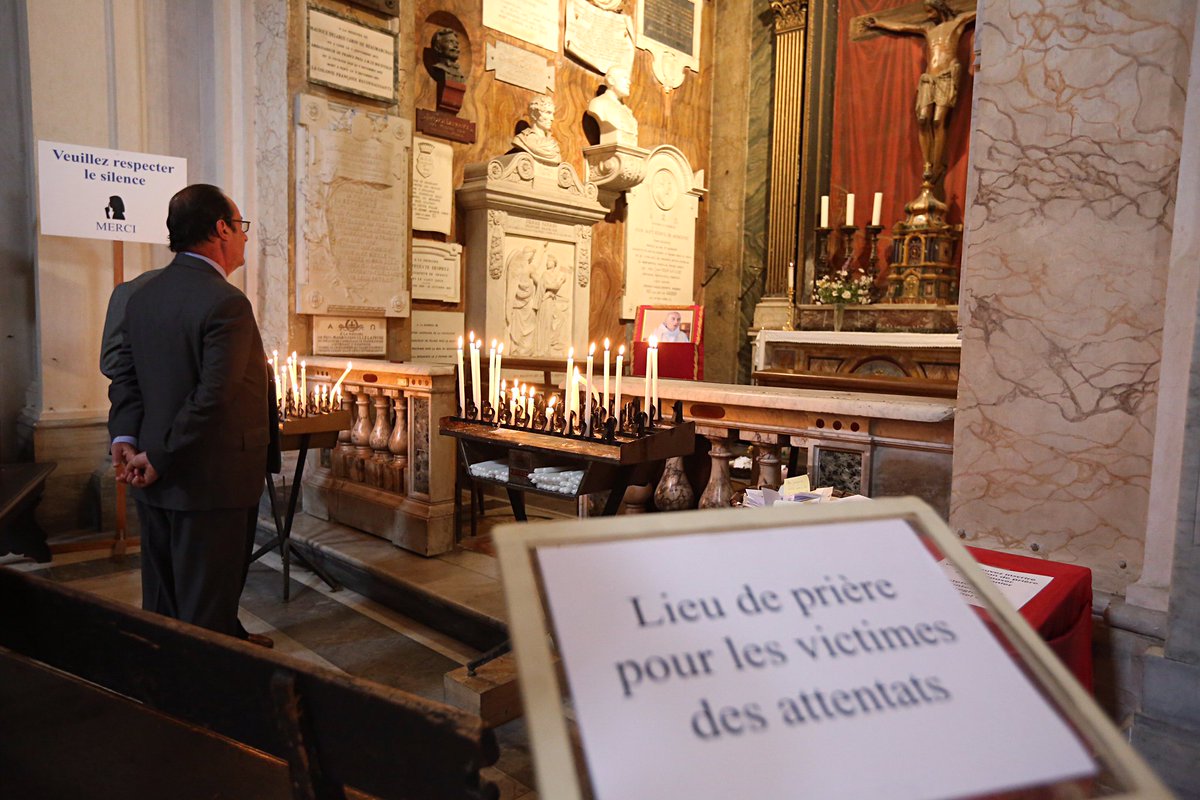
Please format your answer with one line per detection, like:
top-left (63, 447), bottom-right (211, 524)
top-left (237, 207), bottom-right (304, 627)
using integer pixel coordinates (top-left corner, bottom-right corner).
top-left (496, 498), bottom-right (1170, 800)
top-left (36, 141), bottom-right (186, 244)
top-left (634, 0), bottom-right (701, 91)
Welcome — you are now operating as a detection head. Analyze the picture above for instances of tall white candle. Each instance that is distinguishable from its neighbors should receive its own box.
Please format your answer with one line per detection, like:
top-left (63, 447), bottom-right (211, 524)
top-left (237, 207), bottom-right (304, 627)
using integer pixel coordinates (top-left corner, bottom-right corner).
top-left (495, 343), bottom-right (504, 412)
top-left (470, 342), bottom-right (481, 412)
top-left (845, 193), bottom-right (855, 226)
top-left (456, 336), bottom-right (466, 415)
top-left (872, 192), bottom-right (883, 226)
top-left (290, 352), bottom-right (299, 395)
top-left (565, 347), bottom-right (575, 417)
top-left (651, 340), bottom-right (660, 412)
top-left (644, 337), bottom-right (655, 413)
top-left (602, 338), bottom-right (610, 415)
top-left (585, 343), bottom-right (595, 427)
top-left (572, 368), bottom-right (582, 420)
top-left (820, 195), bottom-right (829, 228)
top-left (488, 340), bottom-right (497, 415)
top-left (614, 344), bottom-right (624, 421)
top-left (300, 361), bottom-right (307, 409)
top-left (788, 261), bottom-right (795, 294)
top-left (331, 360), bottom-right (353, 399)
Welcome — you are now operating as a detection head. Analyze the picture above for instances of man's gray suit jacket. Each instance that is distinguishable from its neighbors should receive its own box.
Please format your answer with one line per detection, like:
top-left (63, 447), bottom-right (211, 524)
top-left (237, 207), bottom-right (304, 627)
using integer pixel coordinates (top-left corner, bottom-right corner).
top-left (107, 254), bottom-right (274, 511)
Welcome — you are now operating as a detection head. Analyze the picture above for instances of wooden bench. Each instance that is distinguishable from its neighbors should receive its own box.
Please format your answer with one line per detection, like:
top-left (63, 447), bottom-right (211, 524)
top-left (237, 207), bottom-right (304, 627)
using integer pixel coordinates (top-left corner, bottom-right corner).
top-left (0, 567), bottom-right (500, 800)
top-left (0, 462), bottom-right (56, 563)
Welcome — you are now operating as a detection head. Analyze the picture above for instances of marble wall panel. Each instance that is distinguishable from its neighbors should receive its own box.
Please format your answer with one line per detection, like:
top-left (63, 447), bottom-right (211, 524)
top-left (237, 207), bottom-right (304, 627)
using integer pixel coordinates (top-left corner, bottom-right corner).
top-left (951, 0), bottom-right (1195, 595)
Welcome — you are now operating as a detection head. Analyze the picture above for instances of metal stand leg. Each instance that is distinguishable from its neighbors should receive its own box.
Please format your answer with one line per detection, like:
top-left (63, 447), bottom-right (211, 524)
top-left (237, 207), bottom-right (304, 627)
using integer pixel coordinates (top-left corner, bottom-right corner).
top-left (253, 436), bottom-right (340, 600)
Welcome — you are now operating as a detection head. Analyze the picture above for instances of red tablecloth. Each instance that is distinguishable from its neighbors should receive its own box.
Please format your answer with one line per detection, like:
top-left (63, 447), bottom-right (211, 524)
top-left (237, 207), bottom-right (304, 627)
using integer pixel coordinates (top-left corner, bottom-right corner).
top-left (966, 546), bottom-right (1093, 692)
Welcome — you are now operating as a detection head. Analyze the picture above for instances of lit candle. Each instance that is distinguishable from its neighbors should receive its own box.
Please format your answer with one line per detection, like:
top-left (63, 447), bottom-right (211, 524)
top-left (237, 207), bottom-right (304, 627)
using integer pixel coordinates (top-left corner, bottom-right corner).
top-left (456, 336), bottom-right (466, 415)
top-left (650, 338), bottom-right (660, 412)
top-left (470, 341), bottom-right (481, 413)
top-left (845, 193), bottom-right (855, 226)
top-left (872, 192), bottom-right (883, 226)
top-left (527, 389), bottom-right (536, 428)
top-left (565, 347), bottom-right (575, 416)
top-left (585, 343), bottom-right (595, 427)
top-left (820, 195), bottom-right (829, 228)
top-left (300, 361), bottom-right (307, 410)
top-left (644, 337), bottom-right (655, 413)
top-left (547, 395), bottom-right (557, 431)
top-left (495, 343), bottom-right (504, 411)
top-left (488, 340), bottom-right (497, 415)
top-left (788, 261), bottom-right (795, 295)
top-left (614, 344), bottom-right (624, 421)
top-left (331, 360), bottom-right (352, 400)
top-left (572, 368), bottom-right (582, 421)
top-left (290, 352), bottom-right (298, 394)
top-left (602, 338), bottom-right (610, 415)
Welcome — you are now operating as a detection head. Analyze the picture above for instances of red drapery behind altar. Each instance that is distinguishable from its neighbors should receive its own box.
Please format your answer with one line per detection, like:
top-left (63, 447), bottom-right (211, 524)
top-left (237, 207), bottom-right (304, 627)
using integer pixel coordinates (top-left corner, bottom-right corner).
top-left (828, 0), bottom-right (975, 285)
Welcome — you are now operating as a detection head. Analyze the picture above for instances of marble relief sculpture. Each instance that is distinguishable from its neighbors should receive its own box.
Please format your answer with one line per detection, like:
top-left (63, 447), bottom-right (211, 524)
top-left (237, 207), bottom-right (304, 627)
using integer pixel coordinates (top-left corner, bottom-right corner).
top-left (536, 254), bottom-right (570, 354)
top-left (505, 245), bottom-right (541, 355)
top-left (503, 243), bottom-right (573, 357)
top-left (511, 96), bottom-right (563, 165)
top-left (586, 63), bottom-right (638, 146)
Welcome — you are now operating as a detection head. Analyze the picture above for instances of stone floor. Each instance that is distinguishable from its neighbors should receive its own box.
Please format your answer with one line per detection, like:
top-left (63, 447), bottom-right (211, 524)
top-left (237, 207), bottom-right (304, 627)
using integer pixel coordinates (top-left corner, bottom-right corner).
top-left (7, 499), bottom-right (547, 800)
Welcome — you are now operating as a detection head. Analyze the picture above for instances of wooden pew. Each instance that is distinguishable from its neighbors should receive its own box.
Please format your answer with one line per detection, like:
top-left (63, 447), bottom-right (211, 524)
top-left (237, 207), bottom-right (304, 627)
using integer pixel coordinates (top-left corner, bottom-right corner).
top-left (0, 462), bottom-right (55, 562)
top-left (0, 567), bottom-right (499, 800)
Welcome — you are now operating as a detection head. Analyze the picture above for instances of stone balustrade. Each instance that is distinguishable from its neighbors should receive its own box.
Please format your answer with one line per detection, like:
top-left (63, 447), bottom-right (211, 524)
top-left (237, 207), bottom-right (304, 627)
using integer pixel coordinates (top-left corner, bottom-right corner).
top-left (299, 358), bottom-right (955, 556)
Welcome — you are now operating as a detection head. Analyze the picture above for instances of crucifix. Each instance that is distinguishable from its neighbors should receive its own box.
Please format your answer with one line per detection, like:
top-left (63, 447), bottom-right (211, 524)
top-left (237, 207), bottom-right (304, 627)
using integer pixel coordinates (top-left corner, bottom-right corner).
top-left (853, 0), bottom-right (976, 223)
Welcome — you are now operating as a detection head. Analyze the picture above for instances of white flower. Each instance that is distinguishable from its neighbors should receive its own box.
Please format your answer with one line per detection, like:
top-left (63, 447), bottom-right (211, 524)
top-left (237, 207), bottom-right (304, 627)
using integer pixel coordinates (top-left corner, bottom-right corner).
top-left (842, 290), bottom-right (851, 299)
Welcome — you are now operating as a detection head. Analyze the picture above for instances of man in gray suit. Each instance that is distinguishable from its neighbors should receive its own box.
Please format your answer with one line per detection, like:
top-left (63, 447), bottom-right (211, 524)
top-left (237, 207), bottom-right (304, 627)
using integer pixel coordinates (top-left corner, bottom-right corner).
top-left (108, 183), bottom-right (278, 643)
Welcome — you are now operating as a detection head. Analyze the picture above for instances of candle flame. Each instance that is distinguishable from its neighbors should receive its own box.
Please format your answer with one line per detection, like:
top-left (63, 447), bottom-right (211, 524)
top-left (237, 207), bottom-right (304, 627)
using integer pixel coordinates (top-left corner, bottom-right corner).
top-left (568, 346), bottom-right (574, 358)
top-left (604, 337), bottom-right (610, 349)
top-left (497, 342), bottom-right (503, 353)
top-left (648, 336), bottom-right (658, 348)
top-left (469, 331), bottom-right (475, 343)
top-left (458, 336), bottom-right (463, 348)
top-left (618, 344), bottom-right (626, 355)
top-left (589, 342), bottom-right (596, 356)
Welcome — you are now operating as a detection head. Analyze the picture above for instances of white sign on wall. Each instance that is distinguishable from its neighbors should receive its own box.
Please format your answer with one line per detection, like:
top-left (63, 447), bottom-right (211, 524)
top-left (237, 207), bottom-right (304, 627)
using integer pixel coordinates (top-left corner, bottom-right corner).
top-left (308, 8), bottom-right (397, 103)
top-left (36, 141), bottom-right (187, 244)
top-left (483, 0), bottom-right (560, 53)
top-left (535, 518), bottom-right (1096, 799)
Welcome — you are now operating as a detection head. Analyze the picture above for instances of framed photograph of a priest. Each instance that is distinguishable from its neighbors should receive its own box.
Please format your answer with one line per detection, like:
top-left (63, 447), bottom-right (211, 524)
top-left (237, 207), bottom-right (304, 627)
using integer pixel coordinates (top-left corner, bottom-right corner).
top-left (632, 304), bottom-right (704, 380)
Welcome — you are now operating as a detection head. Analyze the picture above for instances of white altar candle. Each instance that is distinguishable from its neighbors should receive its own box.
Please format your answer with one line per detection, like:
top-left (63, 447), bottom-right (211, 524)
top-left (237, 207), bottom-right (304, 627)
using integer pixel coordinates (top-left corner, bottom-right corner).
top-left (872, 192), bottom-right (883, 226)
top-left (602, 338), bottom-right (610, 415)
top-left (585, 343), bottom-right (595, 427)
top-left (495, 343), bottom-right (504, 412)
top-left (651, 339), bottom-right (660, 412)
top-left (614, 344), bottom-right (624, 420)
top-left (289, 356), bottom-right (299, 402)
top-left (845, 193), bottom-right (855, 226)
top-left (572, 367), bottom-right (582, 420)
top-left (820, 195), bottom-right (829, 228)
top-left (565, 347), bottom-right (574, 417)
top-left (527, 389), bottom-right (536, 427)
top-left (300, 361), bottom-right (307, 409)
top-left (470, 341), bottom-right (481, 412)
top-left (456, 336), bottom-right (466, 415)
top-left (547, 395), bottom-right (557, 430)
top-left (644, 336), bottom-right (655, 413)
top-left (788, 261), bottom-right (795, 295)
top-left (488, 340), bottom-right (497, 415)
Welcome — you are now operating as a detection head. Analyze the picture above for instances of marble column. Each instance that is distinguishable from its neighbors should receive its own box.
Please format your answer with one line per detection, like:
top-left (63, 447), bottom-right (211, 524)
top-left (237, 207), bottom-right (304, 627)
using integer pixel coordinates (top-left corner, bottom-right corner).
top-left (950, 0), bottom-right (1194, 597)
top-left (698, 430), bottom-right (736, 509)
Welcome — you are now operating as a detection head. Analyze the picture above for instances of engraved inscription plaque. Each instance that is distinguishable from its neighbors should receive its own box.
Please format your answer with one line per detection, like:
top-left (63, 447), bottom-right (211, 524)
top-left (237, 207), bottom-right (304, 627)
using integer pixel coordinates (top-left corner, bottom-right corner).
top-left (642, 0), bottom-right (693, 54)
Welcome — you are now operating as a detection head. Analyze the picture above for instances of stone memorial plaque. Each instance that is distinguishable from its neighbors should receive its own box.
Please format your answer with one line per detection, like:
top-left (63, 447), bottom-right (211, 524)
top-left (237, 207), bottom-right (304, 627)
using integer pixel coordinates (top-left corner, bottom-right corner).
top-left (622, 145), bottom-right (705, 317)
top-left (485, 41), bottom-right (555, 94)
top-left (412, 136), bottom-right (453, 235)
top-left (307, 9), bottom-right (397, 103)
top-left (634, 0), bottom-right (701, 91)
top-left (416, 109), bottom-right (477, 144)
top-left (412, 240), bottom-right (462, 303)
top-left (411, 310), bottom-right (465, 364)
top-left (483, 0), bottom-right (560, 53)
top-left (565, 0), bottom-right (635, 76)
top-left (312, 315), bottom-right (388, 356)
top-left (296, 93), bottom-right (412, 318)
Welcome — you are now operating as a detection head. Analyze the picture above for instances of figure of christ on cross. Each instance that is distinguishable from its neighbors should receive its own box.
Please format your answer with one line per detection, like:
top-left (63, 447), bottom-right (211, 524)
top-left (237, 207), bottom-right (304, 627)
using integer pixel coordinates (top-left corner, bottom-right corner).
top-left (862, 0), bottom-right (976, 187)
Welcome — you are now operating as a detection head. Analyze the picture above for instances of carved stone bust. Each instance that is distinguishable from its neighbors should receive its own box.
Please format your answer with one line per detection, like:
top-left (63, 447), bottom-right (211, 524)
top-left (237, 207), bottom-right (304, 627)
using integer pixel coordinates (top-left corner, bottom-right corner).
top-left (512, 95), bottom-right (563, 165)
top-left (586, 63), bottom-right (638, 146)
top-left (431, 28), bottom-right (465, 84)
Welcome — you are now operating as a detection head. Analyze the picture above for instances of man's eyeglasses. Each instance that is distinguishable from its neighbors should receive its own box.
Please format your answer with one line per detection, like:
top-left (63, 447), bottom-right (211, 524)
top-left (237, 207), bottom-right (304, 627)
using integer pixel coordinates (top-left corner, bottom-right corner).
top-left (227, 218), bottom-right (252, 233)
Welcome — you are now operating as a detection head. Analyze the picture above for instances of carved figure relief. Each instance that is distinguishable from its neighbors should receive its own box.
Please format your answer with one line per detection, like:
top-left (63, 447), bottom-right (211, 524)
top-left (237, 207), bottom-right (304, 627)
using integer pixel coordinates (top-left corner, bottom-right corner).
top-left (505, 245), bottom-right (542, 355)
top-left (536, 254), bottom-right (571, 354)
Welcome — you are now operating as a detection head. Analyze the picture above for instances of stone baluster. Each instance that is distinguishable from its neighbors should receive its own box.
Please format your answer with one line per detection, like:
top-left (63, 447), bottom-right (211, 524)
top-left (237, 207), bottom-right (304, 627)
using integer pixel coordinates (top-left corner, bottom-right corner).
top-left (745, 433), bottom-right (783, 490)
top-left (350, 389), bottom-right (372, 483)
top-left (620, 483), bottom-right (654, 514)
top-left (698, 431), bottom-right (735, 509)
top-left (654, 456), bottom-right (695, 511)
top-left (367, 390), bottom-right (393, 490)
top-left (388, 393), bottom-right (408, 494)
top-left (333, 389), bottom-right (355, 479)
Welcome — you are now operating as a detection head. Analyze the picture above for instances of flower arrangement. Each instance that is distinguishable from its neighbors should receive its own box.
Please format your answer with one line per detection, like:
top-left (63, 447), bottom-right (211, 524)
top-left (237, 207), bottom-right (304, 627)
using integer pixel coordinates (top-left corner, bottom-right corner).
top-left (813, 270), bottom-right (874, 305)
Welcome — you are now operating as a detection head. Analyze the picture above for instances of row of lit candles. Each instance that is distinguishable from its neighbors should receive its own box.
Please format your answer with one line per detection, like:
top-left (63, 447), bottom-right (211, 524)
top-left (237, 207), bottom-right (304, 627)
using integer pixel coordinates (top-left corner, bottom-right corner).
top-left (455, 333), bottom-right (663, 426)
top-left (819, 192), bottom-right (884, 228)
top-left (268, 350), bottom-right (353, 413)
